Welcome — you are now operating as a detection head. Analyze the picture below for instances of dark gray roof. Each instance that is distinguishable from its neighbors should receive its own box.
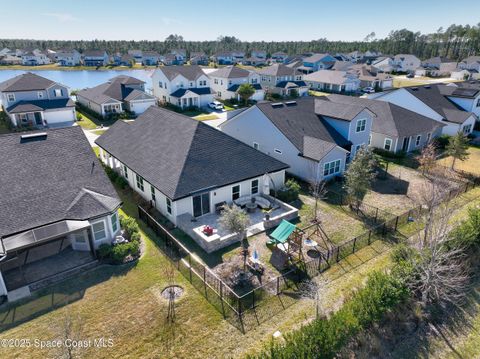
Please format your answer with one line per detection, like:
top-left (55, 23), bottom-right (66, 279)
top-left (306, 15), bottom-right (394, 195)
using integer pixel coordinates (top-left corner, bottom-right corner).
top-left (170, 87), bottom-right (214, 97)
top-left (325, 94), bottom-right (444, 138)
top-left (314, 98), bottom-right (367, 122)
top-left (0, 72), bottom-right (56, 92)
top-left (95, 106), bottom-right (288, 200)
top-left (227, 83), bottom-right (262, 92)
top-left (439, 81), bottom-right (480, 99)
top-left (0, 127), bottom-right (121, 238)
top-left (276, 80), bottom-right (307, 89)
top-left (255, 98), bottom-right (351, 155)
top-left (209, 66), bottom-right (250, 78)
top-left (83, 50), bottom-right (107, 57)
top-left (303, 53), bottom-right (331, 63)
top-left (77, 76), bottom-right (152, 105)
top-left (423, 56), bottom-right (455, 64)
top-left (257, 63), bottom-right (299, 76)
top-left (404, 85), bottom-right (474, 124)
top-left (6, 98), bottom-right (75, 113)
top-left (157, 65), bottom-right (206, 81)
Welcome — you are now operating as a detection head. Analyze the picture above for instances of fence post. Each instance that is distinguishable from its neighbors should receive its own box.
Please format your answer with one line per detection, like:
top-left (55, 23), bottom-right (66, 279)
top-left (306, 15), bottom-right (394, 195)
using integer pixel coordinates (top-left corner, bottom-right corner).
top-left (368, 229), bottom-right (372, 245)
top-left (238, 296), bottom-right (242, 314)
top-left (374, 208), bottom-right (378, 223)
top-left (336, 247), bottom-right (340, 262)
top-left (382, 222), bottom-right (386, 237)
top-left (394, 216), bottom-right (399, 231)
top-left (220, 282), bottom-right (226, 319)
top-left (352, 237), bottom-right (357, 253)
top-left (188, 254), bottom-right (192, 282)
top-left (276, 276), bottom-right (280, 295)
top-left (252, 288), bottom-right (255, 309)
top-left (203, 266), bottom-right (207, 297)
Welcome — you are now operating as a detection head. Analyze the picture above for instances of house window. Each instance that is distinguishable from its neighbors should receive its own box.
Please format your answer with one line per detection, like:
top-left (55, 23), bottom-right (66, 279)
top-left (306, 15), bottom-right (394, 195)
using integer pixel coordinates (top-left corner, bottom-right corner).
top-left (415, 135), bottom-right (422, 147)
top-left (251, 179), bottom-right (259, 194)
top-left (92, 221), bottom-right (106, 241)
top-left (368, 134), bottom-right (372, 145)
top-left (151, 186), bottom-right (156, 203)
top-left (200, 80), bottom-right (207, 86)
top-left (323, 160), bottom-right (341, 176)
top-left (73, 232), bottom-right (86, 243)
top-left (37, 91), bottom-right (44, 99)
top-left (166, 198), bottom-right (172, 214)
top-left (384, 138), bottom-right (392, 151)
top-left (274, 148), bottom-right (282, 154)
top-left (123, 164), bottom-right (128, 179)
top-left (164, 82), bottom-right (167, 89)
top-left (426, 133), bottom-right (431, 143)
top-left (232, 185), bottom-right (240, 200)
top-left (253, 142), bottom-right (259, 150)
top-left (463, 124), bottom-right (473, 134)
top-left (19, 113), bottom-right (28, 123)
top-left (159, 82), bottom-right (163, 88)
top-left (136, 174), bottom-right (144, 191)
top-left (111, 213), bottom-right (118, 233)
top-left (214, 79), bottom-right (218, 84)
top-left (54, 89), bottom-right (63, 97)
top-left (476, 98), bottom-right (480, 107)
top-left (217, 91), bottom-right (221, 97)
top-left (356, 118), bottom-right (367, 132)
top-left (7, 93), bottom-right (15, 102)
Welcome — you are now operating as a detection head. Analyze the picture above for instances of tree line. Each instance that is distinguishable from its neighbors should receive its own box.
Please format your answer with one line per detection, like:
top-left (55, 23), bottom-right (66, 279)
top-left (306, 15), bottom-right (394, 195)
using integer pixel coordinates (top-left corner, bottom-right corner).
top-left (0, 23), bottom-right (479, 60)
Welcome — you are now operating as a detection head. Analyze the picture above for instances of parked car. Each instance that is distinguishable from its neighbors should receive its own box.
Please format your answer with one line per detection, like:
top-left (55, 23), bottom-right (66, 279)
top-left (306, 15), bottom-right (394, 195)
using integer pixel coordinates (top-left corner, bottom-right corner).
top-left (208, 101), bottom-right (224, 110)
top-left (362, 87), bottom-right (375, 94)
top-left (406, 73), bottom-right (415, 78)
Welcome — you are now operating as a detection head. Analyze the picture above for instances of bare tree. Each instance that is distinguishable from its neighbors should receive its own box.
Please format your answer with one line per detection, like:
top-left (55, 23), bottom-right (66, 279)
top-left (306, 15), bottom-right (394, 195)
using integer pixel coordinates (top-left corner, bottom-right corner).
top-left (299, 277), bottom-right (329, 320)
top-left (416, 142), bottom-right (437, 176)
top-left (309, 163), bottom-right (328, 222)
top-left (163, 261), bottom-right (177, 324)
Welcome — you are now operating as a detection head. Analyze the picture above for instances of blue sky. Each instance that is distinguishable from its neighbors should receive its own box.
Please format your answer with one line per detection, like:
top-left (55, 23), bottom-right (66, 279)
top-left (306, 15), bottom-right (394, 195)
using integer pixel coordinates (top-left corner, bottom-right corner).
top-left (1, 0), bottom-right (479, 41)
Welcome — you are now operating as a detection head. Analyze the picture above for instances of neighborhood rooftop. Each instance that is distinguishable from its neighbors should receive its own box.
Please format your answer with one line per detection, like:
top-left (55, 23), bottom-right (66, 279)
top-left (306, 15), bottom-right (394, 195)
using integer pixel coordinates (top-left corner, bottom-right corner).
top-left (157, 65), bottom-right (206, 81)
top-left (95, 106), bottom-right (289, 200)
top-left (0, 72), bottom-right (56, 92)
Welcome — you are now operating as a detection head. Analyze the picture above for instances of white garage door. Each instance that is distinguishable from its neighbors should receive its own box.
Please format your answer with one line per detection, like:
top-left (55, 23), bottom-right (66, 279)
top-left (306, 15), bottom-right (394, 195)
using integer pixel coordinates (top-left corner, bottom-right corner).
top-left (44, 109), bottom-right (76, 125)
top-left (130, 100), bottom-right (155, 115)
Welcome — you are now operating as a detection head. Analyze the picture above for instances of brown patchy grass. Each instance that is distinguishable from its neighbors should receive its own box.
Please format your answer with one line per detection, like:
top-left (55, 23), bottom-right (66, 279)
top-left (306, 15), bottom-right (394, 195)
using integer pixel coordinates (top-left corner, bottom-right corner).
top-left (437, 146), bottom-right (480, 176)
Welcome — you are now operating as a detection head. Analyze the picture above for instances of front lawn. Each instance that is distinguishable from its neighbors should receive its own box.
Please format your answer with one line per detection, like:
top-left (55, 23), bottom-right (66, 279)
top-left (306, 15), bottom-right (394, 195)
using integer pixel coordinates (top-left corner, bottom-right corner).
top-left (192, 113), bottom-right (219, 121)
top-left (308, 90), bottom-right (330, 97)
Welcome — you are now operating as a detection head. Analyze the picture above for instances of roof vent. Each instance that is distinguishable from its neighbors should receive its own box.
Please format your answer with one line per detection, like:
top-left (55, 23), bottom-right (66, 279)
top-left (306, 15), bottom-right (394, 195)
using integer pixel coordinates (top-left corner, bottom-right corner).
top-left (20, 132), bottom-right (47, 143)
top-left (271, 102), bottom-right (284, 108)
top-left (424, 85), bottom-right (431, 89)
top-left (285, 101), bottom-right (297, 106)
top-left (411, 87), bottom-right (418, 91)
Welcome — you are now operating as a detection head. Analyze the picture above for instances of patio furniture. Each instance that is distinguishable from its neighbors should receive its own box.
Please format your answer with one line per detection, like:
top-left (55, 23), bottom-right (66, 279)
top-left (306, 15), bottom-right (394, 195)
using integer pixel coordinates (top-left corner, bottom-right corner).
top-left (215, 201), bottom-right (227, 214)
top-left (245, 202), bottom-right (257, 213)
top-left (247, 247), bottom-right (264, 274)
top-left (234, 195), bottom-right (271, 210)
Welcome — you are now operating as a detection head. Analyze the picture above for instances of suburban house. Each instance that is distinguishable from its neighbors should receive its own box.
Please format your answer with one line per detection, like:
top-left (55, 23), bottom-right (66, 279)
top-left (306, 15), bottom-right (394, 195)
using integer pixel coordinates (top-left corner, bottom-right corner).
top-left (304, 70), bottom-right (361, 93)
top-left (271, 52), bottom-right (288, 63)
top-left (242, 57), bottom-right (267, 66)
top-left (21, 49), bottom-right (51, 66)
top-left (0, 127), bottom-right (122, 299)
top-left (0, 54), bottom-right (22, 65)
top-left (416, 56), bottom-right (457, 77)
top-left (257, 64), bottom-right (309, 97)
top-left (127, 49), bottom-right (143, 63)
top-left (77, 75), bottom-right (155, 117)
top-left (208, 65), bottom-right (264, 101)
top-left (0, 72), bottom-right (76, 128)
top-left (189, 52), bottom-right (209, 65)
top-left (453, 56), bottom-right (480, 80)
top-left (250, 50), bottom-right (267, 60)
top-left (96, 106), bottom-right (292, 252)
top-left (212, 51), bottom-right (238, 65)
top-left (324, 94), bottom-right (444, 153)
top-left (220, 97), bottom-right (375, 181)
top-left (392, 54), bottom-right (421, 73)
top-left (161, 53), bottom-right (179, 66)
top-left (349, 64), bottom-right (393, 89)
top-left (437, 81), bottom-right (480, 118)
top-left (113, 53), bottom-right (135, 66)
top-left (82, 50), bottom-right (109, 66)
top-left (151, 65), bottom-right (214, 108)
top-left (170, 49), bottom-right (187, 64)
top-left (297, 53), bottom-right (337, 73)
top-left (371, 56), bottom-right (395, 73)
top-left (451, 68), bottom-right (479, 81)
top-left (142, 51), bottom-right (161, 66)
top-left (53, 49), bottom-right (81, 66)
top-left (368, 84), bottom-right (477, 136)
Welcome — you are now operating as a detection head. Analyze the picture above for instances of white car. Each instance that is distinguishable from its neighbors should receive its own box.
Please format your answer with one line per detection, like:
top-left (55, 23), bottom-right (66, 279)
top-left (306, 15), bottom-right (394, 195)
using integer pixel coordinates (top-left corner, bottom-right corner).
top-left (208, 101), bottom-right (224, 110)
top-left (362, 87), bottom-right (375, 94)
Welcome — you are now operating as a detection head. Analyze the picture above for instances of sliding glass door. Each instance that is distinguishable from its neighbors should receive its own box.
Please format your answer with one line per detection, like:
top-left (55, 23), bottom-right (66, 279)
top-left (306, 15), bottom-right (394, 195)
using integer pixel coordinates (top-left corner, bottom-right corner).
top-left (192, 192), bottom-right (210, 217)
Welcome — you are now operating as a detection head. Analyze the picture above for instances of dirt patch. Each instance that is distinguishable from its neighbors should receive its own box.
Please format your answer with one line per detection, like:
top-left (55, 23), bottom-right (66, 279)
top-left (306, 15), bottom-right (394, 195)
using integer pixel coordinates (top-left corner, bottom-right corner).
top-left (161, 285), bottom-right (184, 300)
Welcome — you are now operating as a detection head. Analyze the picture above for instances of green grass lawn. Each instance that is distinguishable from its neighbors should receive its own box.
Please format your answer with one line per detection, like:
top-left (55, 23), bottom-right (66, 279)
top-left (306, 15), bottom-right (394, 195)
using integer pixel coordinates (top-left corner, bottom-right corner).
top-left (75, 112), bottom-right (99, 130)
top-left (392, 77), bottom-right (430, 88)
top-left (192, 113), bottom-right (219, 121)
top-left (91, 129), bottom-right (107, 136)
top-left (437, 146), bottom-right (480, 175)
top-left (309, 90), bottom-right (330, 97)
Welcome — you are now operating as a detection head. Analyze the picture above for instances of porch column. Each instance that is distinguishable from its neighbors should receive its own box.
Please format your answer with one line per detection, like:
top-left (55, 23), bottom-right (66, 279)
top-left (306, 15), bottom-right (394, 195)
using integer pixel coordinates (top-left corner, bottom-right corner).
top-left (87, 229), bottom-right (96, 258)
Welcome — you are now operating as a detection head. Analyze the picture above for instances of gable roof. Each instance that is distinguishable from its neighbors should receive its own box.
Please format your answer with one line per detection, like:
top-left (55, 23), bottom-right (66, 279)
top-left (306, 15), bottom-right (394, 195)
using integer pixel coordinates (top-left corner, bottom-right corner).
top-left (304, 70), bottom-right (357, 85)
top-left (0, 127), bottom-right (121, 239)
top-left (0, 72), bottom-right (56, 92)
top-left (423, 56), bottom-right (455, 64)
top-left (227, 83), bottom-right (262, 92)
top-left (156, 65), bottom-right (206, 81)
top-left (303, 53), bottom-right (332, 63)
top-left (169, 87), bottom-right (214, 97)
top-left (325, 94), bottom-right (444, 138)
top-left (257, 63), bottom-right (299, 76)
top-left (95, 106), bottom-right (288, 200)
top-left (209, 65), bottom-right (250, 79)
top-left (7, 98), bottom-right (75, 113)
top-left (77, 75), bottom-right (152, 105)
top-left (255, 98), bottom-right (351, 155)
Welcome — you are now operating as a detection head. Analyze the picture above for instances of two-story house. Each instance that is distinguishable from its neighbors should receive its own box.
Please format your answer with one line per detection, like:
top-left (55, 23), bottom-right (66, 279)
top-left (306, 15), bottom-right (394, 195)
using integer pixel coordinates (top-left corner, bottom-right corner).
top-left (21, 49), bottom-right (51, 66)
top-left (0, 72), bottom-right (76, 128)
top-left (212, 51), bottom-right (237, 65)
top-left (151, 65), bottom-right (214, 109)
top-left (142, 51), bottom-right (161, 66)
top-left (54, 49), bottom-right (81, 66)
top-left (77, 75), bottom-right (156, 117)
top-left (189, 52), bottom-right (209, 65)
top-left (208, 66), bottom-right (264, 101)
top-left (127, 49), bottom-right (143, 63)
top-left (297, 53), bottom-right (337, 74)
top-left (82, 50), bottom-right (109, 66)
top-left (392, 54), bottom-right (421, 73)
top-left (220, 97), bottom-right (375, 181)
top-left (270, 52), bottom-right (288, 63)
top-left (416, 56), bottom-right (457, 77)
top-left (257, 64), bottom-right (309, 97)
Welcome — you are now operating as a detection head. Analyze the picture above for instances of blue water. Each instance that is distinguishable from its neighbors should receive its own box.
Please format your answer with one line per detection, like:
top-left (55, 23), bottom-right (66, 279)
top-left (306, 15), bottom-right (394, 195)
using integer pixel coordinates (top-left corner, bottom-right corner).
top-left (0, 69), bottom-right (155, 91)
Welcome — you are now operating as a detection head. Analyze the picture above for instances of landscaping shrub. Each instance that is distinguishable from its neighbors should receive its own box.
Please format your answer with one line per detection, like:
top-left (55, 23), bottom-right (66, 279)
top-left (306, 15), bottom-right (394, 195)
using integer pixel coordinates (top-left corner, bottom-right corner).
top-left (434, 134), bottom-right (451, 149)
top-left (372, 147), bottom-right (406, 159)
top-left (276, 178), bottom-right (301, 203)
top-left (120, 215), bottom-right (140, 239)
top-left (252, 271), bottom-right (409, 359)
top-left (97, 243), bottom-right (113, 259)
top-left (114, 175), bottom-right (129, 189)
top-left (111, 241), bottom-right (139, 264)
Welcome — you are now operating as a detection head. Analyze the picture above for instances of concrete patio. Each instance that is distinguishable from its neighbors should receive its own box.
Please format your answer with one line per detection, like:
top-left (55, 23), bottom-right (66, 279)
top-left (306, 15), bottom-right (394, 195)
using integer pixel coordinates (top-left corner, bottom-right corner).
top-left (176, 195), bottom-right (298, 253)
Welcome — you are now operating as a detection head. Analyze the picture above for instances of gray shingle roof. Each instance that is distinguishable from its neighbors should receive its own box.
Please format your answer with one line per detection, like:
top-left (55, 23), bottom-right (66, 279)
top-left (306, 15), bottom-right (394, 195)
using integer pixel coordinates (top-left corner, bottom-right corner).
top-left (169, 87), bottom-right (214, 97)
top-left (304, 70), bottom-right (356, 85)
top-left (83, 50), bottom-right (107, 57)
top-left (314, 98), bottom-right (367, 122)
top-left (0, 72), bottom-right (55, 92)
top-left (95, 106), bottom-right (288, 200)
top-left (0, 127), bottom-right (121, 238)
top-left (157, 65), bottom-right (206, 81)
top-left (275, 81), bottom-right (307, 89)
top-left (255, 98), bottom-right (351, 154)
top-left (257, 63), bottom-right (299, 76)
top-left (209, 66), bottom-right (251, 78)
top-left (227, 83), bottom-right (262, 92)
top-left (6, 98), bottom-right (75, 113)
top-left (325, 94), bottom-right (444, 137)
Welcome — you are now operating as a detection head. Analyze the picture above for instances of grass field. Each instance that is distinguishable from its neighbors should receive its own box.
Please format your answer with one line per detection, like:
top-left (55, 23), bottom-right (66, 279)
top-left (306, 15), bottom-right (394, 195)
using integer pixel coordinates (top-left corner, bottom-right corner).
top-left (437, 146), bottom-right (480, 175)
top-left (393, 77), bottom-right (430, 88)
top-left (192, 113), bottom-right (219, 121)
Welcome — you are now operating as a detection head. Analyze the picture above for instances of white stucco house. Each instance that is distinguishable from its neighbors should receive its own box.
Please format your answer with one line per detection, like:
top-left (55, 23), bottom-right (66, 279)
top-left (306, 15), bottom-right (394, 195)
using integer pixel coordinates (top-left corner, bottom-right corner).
top-left (54, 49), bottom-right (82, 66)
top-left (76, 75), bottom-right (156, 117)
top-left (0, 72), bottom-right (76, 128)
top-left (220, 97), bottom-right (375, 182)
top-left (152, 65), bottom-right (214, 109)
top-left (368, 84), bottom-right (477, 136)
top-left (21, 49), bottom-right (51, 66)
top-left (208, 65), bottom-right (264, 101)
top-left (392, 54), bottom-right (421, 73)
top-left (0, 127), bottom-right (122, 299)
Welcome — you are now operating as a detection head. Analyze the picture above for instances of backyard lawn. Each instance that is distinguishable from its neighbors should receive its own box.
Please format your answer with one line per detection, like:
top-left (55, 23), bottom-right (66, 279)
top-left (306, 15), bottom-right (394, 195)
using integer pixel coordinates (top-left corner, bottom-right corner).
top-left (437, 146), bottom-right (480, 176)
top-left (308, 90), bottom-right (330, 97)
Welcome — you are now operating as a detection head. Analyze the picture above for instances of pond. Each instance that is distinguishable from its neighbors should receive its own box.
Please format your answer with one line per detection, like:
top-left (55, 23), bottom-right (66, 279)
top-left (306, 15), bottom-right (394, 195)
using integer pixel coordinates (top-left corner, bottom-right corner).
top-left (0, 69), bottom-right (155, 91)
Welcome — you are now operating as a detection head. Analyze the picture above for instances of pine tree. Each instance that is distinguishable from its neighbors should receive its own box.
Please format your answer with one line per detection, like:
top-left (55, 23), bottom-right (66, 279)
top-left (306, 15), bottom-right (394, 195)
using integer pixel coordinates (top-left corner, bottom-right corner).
top-left (343, 147), bottom-right (376, 209)
top-left (446, 132), bottom-right (469, 170)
